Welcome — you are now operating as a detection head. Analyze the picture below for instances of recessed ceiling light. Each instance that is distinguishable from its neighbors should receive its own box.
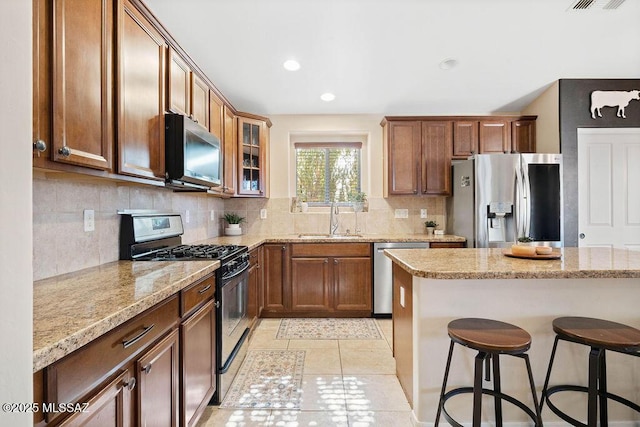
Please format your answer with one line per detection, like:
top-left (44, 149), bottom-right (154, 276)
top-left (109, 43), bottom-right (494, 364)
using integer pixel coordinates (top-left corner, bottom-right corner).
top-left (320, 93), bottom-right (335, 102)
top-left (283, 59), bottom-right (300, 71)
top-left (439, 58), bottom-right (459, 70)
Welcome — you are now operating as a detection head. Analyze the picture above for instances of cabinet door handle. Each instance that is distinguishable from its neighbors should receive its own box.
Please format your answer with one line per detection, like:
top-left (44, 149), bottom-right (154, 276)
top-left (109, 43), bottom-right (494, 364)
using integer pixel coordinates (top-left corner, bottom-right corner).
top-left (122, 324), bottom-right (155, 348)
top-left (198, 284), bottom-right (211, 294)
top-left (334, 259), bottom-right (338, 264)
top-left (33, 139), bottom-right (47, 152)
top-left (142, 364), bottom-right (152, 375)
top-left (282, 246), bottom-right (286, 251)
top-left (58, 146), bottom-right (71, 157)
top-left (123, 377), bottom-right (136, 391)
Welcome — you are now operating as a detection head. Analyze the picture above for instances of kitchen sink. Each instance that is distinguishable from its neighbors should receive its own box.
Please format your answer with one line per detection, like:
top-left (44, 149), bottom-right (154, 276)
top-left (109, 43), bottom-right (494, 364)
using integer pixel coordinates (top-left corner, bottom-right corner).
top-left (297, 233), bottom-right (364, 239)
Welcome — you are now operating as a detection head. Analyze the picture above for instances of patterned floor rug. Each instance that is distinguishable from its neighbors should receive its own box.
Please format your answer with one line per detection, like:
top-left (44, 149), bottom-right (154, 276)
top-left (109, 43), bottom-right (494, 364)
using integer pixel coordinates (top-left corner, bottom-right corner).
top-left (220, 350), bottom-right (305, 409)
top-left (276, 318), bottom-right (383, 340)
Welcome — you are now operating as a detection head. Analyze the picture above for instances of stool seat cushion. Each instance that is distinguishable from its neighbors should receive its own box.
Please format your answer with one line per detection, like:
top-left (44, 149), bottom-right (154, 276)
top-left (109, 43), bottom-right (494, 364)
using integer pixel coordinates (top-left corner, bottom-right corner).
top-left (552, 316), bottom-right (640, 351)
top-left (448, 318), bottom-right (531, 354)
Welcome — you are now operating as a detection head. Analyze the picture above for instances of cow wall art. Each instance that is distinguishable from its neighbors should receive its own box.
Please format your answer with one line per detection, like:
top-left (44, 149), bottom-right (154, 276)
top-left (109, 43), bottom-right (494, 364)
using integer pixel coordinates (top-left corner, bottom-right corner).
top-left (590, 90), bottom-right (640, 119)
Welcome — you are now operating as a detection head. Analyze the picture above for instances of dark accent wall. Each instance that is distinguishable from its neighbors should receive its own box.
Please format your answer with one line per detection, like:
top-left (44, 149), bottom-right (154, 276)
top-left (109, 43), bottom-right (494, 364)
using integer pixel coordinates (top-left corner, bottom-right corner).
top-left (559, 79), bottom-right (640, 246)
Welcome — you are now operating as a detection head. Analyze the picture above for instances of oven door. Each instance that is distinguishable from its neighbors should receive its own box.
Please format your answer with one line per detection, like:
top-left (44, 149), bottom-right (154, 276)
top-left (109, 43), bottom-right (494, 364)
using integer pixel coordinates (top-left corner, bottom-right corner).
top-left (217, 264), bottom-right (250, 402)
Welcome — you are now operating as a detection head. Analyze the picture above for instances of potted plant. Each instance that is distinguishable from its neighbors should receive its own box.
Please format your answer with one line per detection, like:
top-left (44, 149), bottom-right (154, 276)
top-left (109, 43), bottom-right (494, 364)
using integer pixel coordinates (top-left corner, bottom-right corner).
top-left (223, 212), bottom-right (245, 236)
top-left (351, 191), bottom-right (367, 212)
top-left (517, 236), bottom-right (534, 244)
top-left (425, 220), bottom-right (438, 235)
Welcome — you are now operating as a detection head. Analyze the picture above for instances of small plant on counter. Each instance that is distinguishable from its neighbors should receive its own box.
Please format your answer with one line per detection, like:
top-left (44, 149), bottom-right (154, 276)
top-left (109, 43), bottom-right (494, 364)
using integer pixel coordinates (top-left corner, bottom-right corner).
top-left (223, 212), bottom-right (246, 225)
top-left (351, 191), bottom-right (367, 203)
top-left (425, 220), bottom-right (438, 228)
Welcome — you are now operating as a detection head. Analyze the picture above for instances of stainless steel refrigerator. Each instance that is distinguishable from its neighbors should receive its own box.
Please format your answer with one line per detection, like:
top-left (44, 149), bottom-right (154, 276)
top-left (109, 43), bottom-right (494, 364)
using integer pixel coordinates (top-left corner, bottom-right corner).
top-left (447, 153), bottom-right (563, 248)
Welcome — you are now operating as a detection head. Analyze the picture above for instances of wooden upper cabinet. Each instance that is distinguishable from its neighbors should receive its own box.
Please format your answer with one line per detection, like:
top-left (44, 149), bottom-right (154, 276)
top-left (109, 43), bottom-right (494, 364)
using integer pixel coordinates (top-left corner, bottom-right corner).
top-left (167, 47), bottom-right (190, 116)
top-left (209, 91), bottom-right (224, 141)
top-left (167, 47), bottom-right (209, 129)
top-left (452, 121), bottom-right (479, 159)
top-left (237, 115), bottom-right (269, 197)
top-left (383, 119), bottom-right (451, 196)
top-left (117, 0), bottom-right (166, 180)
top-left (51, 0), bottom-right (115, 171)
top-left (384, 121), bottom-right (421, 195)
top-left (479, 120), bottom-right (510, 154)
top-left (221, 105), bottom-right (237, 195)
top-left (190, 74), bottom-right (209, 129)
top-left (421, 121), bottom-right (452, 196)
top-left (511, 119), bottom-right (536, 153)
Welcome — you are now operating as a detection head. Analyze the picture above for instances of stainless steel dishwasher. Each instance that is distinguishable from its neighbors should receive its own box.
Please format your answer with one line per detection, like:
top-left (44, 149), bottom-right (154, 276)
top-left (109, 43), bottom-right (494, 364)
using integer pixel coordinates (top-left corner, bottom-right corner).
top-left (373, 242), bottom-right (429, 317)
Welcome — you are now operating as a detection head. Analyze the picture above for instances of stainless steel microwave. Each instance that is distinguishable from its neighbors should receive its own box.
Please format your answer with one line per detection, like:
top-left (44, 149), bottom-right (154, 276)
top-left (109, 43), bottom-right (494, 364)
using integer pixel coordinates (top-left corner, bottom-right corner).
top-left (165, 113), bottom-right (221, 190)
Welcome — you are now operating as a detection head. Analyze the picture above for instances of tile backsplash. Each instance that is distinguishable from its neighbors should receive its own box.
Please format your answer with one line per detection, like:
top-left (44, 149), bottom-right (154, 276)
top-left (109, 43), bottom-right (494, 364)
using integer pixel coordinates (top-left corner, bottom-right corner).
top-left (33, 173), bottom-right (446, 281)
top-left (223, 196), bottom-right (446, 237)
top-left (33, 173), bottom-right (224, 281)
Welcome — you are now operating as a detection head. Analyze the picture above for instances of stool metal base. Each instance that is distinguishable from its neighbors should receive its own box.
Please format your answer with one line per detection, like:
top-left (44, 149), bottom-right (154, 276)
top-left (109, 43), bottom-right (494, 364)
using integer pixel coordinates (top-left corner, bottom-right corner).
top-left (435, 340), bottom-right (543, 427)
top-left (541, 336), bottom-right (640, 427)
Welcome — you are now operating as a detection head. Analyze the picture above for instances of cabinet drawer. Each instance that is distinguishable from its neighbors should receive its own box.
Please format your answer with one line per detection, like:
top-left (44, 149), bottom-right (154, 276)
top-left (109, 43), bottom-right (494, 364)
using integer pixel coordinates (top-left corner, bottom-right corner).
top-left (181, 274), bottom-right (215, 316)
top-left (290, 243), bottom-right (371, 258)
top-left (46, 295), bottom-right (179, 413)
top-left (429, 241), bottom-right (466, 248)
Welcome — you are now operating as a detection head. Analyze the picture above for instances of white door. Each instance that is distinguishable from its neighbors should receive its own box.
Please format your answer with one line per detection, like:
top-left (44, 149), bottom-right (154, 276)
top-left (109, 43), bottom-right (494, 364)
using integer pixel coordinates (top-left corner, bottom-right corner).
top-left (578, 128), bottom-right (640, 250)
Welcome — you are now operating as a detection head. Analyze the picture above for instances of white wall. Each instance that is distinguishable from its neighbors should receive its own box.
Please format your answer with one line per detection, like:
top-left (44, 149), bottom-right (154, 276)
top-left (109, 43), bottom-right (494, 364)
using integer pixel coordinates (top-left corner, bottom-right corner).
top-left (523, 81), bottom-right (560, 153)
top-left (0, 0), bottom-right (33, 425)
top-left (268, 114), bottom-right (384, 199)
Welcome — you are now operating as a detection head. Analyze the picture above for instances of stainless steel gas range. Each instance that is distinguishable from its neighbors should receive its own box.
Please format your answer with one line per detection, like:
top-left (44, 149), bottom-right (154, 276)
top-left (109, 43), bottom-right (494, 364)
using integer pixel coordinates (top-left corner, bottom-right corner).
top-left (119, 211), bottom-right (250, 404)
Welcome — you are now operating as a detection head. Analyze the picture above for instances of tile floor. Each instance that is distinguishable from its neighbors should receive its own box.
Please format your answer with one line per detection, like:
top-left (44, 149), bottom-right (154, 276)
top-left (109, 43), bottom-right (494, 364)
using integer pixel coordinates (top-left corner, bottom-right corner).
top-left (196, 318), bottom-right (413, 427)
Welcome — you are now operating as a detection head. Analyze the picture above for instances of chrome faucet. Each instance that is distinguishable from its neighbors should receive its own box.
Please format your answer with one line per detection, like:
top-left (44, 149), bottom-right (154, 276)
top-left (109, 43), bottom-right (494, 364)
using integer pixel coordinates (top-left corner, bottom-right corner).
top-left (329, 202), bottom-right (339, 235)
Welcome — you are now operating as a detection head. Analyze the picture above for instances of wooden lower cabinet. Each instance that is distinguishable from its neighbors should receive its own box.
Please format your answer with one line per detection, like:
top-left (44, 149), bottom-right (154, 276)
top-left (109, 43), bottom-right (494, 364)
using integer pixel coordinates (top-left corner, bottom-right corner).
top-left (290, 257), bottom-right (332, 313)
top-left (35, 272), bottom-right (219, 427)
top-left (333, 257), bottom-right (372, 312)
top-left (180, 301), bottom-right (215, 427)
top-left (58, 370), bottom-right (133, 427)
top-left (286, 243), bottom-right (372, 317)
top-left (137, 328), bottom-right (179, 427)
top-left (262, 244), bottom-right (288, 315)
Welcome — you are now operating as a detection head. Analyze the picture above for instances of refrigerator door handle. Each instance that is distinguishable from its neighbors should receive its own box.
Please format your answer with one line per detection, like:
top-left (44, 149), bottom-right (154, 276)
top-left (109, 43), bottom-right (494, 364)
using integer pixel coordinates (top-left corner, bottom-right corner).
top-left (515, 166), bottom-right (524, 239)
top-left (522, 162), bottom-right (532, 238)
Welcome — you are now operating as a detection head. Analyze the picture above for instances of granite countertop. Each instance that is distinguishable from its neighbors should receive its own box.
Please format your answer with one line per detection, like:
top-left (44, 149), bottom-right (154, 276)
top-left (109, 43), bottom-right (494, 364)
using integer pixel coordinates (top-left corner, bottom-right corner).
top-left (385, 247), bottom-right (640, 280)
top-left (33, 260), bottom-right (218, 372)
top-left (33, 233), bottom-right (464, 371)
top-left (195, 233), bottom-right (466, 249)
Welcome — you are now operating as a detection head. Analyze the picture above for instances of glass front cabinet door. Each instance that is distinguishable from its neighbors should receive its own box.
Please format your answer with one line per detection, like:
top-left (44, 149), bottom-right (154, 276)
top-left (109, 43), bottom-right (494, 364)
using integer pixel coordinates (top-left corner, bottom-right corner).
top-left (237, 116), bottom-right (269, 197)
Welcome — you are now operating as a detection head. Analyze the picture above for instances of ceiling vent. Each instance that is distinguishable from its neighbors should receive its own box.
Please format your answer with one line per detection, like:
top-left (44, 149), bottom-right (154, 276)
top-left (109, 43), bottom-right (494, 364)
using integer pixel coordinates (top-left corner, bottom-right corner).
top-left (570, 0), bottom-right (596, 9)
top-left (567, 0), bottom-right (626, 10)
top-left (603, 0), bottom-right (626, 9)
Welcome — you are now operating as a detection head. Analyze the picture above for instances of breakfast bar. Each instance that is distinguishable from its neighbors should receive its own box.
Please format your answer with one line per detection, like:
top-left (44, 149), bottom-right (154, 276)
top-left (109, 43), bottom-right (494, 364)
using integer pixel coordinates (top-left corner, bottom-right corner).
top-left (385, 247), bottom-right (640, 426)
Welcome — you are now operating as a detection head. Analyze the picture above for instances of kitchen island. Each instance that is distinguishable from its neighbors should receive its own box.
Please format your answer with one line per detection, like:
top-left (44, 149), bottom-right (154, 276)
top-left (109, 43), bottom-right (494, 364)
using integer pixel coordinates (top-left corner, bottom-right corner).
top-left (385, 247), bottom-right (640, 426)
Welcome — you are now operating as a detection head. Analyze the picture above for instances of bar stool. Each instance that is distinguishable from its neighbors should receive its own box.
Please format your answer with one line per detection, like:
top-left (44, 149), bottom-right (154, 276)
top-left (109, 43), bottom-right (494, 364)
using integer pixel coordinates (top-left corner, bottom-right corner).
top-left (435, 318), bottom-right (543, 427)
top-left (541, 316), bottom-right (640, 427)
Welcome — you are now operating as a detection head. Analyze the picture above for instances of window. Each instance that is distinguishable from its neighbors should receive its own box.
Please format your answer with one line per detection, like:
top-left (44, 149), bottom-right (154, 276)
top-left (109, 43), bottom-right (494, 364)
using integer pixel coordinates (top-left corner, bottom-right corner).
top-left (295, 142), bottom-right (361, 205)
